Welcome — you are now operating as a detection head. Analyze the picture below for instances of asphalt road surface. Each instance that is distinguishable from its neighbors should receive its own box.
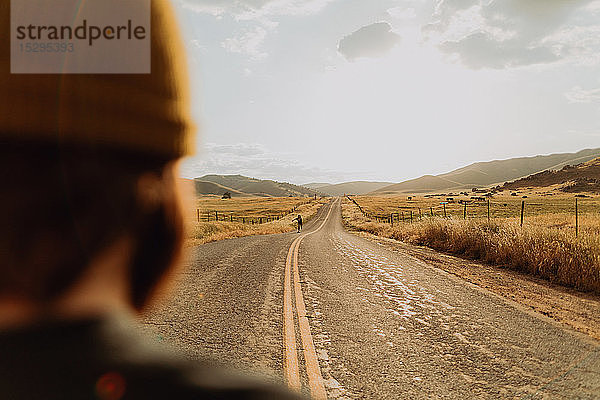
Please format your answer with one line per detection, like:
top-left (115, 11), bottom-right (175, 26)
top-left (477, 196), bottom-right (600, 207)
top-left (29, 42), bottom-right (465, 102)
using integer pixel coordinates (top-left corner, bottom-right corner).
top-left (144, 198), bottom-right (600, 399)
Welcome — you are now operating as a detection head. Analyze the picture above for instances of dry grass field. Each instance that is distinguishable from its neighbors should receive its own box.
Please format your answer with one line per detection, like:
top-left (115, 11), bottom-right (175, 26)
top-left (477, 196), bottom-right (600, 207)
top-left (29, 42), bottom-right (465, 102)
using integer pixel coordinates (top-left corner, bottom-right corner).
top-left (186, 195), bottom-right (328, 246)
top-left (350, 190), bottom-right (599, 227)
top-left (342, 190), bottom-right (600, 294)
top-left (195, 196), bottom-right (313, 220)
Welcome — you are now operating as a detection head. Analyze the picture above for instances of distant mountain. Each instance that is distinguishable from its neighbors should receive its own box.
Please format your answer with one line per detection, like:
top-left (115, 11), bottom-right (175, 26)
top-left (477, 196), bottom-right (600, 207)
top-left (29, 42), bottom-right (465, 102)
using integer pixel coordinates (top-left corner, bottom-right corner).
top-left (193, 180), bottom-right (249, 197)
top-left (503, 157), bottom-right (600, 193)
top-left (195, 174), bottom-right (319, 197)
top-left (311, 181), bottom-right (394, 196)
top-left (373, 148), bottom-right (600, 194)
top-left (303, 182), bottom-right (332, 190)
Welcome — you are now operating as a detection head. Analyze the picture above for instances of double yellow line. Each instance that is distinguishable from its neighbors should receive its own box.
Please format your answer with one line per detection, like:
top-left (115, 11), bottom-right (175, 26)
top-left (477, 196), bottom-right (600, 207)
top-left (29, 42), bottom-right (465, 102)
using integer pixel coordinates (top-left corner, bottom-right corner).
top-left (283, 199), bottom-right (335, 399)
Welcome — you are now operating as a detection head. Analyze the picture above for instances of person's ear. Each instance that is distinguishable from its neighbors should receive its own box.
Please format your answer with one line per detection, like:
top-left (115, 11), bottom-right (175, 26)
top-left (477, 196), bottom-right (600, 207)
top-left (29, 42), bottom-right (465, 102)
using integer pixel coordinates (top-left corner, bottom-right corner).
top-left (129, 163), bottom-right (186, 311)
top-left (135, 173), bottom-right (164, 214)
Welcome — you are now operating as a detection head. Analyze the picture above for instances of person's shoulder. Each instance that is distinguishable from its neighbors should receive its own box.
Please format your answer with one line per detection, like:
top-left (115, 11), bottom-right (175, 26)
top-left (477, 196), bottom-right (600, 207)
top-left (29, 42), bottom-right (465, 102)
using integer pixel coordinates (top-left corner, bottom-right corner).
top-left (115, 359), bottom-right (305, 399)
top-left (0, 313), bottom-right (305, 399)
top-left (145, 363), bottom-right (305, 399)
top-left (98, 314), bottom-right (306, 399)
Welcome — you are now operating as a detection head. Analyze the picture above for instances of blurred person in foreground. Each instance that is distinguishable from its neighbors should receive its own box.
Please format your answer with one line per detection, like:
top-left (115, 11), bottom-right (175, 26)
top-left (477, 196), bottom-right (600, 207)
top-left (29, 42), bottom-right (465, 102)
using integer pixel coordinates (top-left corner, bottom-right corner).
top-left (0, 0), bottom-right (302, 398)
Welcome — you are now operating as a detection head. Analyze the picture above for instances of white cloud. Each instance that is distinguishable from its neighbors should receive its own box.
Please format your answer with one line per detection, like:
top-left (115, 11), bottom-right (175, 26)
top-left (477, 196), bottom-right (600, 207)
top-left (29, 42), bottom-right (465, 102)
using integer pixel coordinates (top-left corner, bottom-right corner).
top-left (222, 26), bottom-right (269, 59)
top-left (189, 39), bottom-right (208, 52)
top-left (542, 24), bottom-right (600, 67)
top-left (426, 0), bottom-right (597, 69)
top-left (205, 143), bottom-right (268, 156)
top-left (338, 22), bottom-right (401, 61)
top-left (181, 0), bottom-right (337, 62)
top-left (237, 0), bottom-right (337, 19)
top-left (386, 6), bottom-right (417, 20)
top-left (426, 0), bottom-right (480, 34)
top-left (178, 0), bottom-right (228, 16)
top-left (180, 142), bottom-right (352, 183)
top-left (178, 0), bottom-right (337, 18)
top-left (565, 86), bottom-right (600, 103)
top-left (586, 0), bottom-right (600, 12)
top-left (439, 32), bottom-right (559, 69)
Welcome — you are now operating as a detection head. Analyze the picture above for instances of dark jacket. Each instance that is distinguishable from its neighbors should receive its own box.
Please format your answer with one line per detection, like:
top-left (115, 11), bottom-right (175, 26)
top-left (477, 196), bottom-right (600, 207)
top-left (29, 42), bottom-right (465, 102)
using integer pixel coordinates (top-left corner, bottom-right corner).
top-left (0, 313), bottom-right (304, 399)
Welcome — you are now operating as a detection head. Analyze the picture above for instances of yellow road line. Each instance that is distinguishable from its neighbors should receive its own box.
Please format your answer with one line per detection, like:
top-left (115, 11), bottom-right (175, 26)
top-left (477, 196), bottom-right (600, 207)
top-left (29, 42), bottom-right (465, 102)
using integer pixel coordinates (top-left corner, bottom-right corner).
top-left (293, 239), bottom-right (327, 400)
top-left (283, 199), bottom-right (336, 399)
top-left (283, 235), bottom-right (302, 391)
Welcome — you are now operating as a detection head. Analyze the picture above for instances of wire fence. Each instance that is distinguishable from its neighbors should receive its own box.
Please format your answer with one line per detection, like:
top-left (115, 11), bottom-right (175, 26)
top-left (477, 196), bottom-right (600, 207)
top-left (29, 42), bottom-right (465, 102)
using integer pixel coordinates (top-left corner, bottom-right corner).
top-left (195, 200), bottom-right (314, 225)
top-left (346, 195), bottom-right (590, 237)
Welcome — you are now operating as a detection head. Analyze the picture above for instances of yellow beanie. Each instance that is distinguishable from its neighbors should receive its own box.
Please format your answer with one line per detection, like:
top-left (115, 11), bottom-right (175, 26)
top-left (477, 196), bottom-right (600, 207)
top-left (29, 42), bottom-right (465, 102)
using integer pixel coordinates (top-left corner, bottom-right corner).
top-left (0, 0), bottom-right (194, 158)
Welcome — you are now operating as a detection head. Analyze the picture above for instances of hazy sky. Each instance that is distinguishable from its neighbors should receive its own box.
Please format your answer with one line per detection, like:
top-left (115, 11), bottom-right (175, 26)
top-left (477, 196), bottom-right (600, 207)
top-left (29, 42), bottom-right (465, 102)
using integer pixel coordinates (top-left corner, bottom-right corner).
top-left (174, 0), bottom-right (600, 184)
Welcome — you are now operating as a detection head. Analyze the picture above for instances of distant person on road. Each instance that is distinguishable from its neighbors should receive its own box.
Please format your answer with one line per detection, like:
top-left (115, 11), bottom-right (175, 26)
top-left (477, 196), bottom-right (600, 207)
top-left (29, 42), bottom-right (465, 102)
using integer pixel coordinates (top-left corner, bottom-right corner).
top-left (0, 1), bottom-right (302, 399)
top-left (293, 214), bottom-right (303, 232)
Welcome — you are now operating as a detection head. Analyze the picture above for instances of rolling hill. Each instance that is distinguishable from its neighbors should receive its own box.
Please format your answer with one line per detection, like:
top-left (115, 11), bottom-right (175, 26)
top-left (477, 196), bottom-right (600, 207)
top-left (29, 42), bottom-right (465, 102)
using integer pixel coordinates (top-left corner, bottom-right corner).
top-left (303, 182), bottom-right (332, 190)
top-left (308, 181), bottom-right (394, 196)
top-left (373, 148), bottom-right (600, 194)
top-left (193, 180), bottom-right (250, 197)
top-left (502, 157), bottom-right (600, 193)
top-left (195, 174), bottom-right (320, 197)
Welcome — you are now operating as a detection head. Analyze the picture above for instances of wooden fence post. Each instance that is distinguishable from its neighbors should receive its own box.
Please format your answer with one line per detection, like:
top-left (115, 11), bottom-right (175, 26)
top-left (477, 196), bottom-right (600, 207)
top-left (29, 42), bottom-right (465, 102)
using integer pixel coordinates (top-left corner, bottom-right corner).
top-left (430, 207), bottom-right (434, 217)
top-left (463, 203), bottom-right (466, 220)
top-left (575, 197), bottom-right (579, 238)
top-left (410, 210), bottom-right (413, 223)
top-left (197, 209), bottom-right (199, 222)
top-left (215, 211), bottom-right (219, 221)
top-left (520, 200), bottom-right (525, 227)
top-left (443, 203), bottom-right (447, 218)
top-left (487, 198), bottom-right (490, 223)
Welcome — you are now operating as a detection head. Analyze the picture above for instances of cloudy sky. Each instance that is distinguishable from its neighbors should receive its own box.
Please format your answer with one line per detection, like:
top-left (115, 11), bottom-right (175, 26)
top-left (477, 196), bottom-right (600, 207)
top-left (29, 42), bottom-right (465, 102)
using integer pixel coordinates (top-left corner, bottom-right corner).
top-left (174, 0), bottom-right (600, 184)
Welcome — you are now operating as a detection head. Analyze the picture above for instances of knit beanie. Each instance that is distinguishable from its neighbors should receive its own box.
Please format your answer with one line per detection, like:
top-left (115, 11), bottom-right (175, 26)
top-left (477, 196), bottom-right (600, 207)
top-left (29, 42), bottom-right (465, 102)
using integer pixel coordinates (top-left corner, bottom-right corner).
top-left (0, 0), bottom-right (194, 159)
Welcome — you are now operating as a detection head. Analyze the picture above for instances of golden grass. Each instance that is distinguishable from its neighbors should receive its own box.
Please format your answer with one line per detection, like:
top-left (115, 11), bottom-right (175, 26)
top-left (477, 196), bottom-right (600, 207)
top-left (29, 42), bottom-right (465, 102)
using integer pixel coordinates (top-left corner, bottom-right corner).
top-left (186, 196), bottom-right (328, 246)
top-left (342, 193), bottom-right (600, 294)
top-left (194, 195), bottom-right (314, 220)
top-left (351, 191), bottom-right (600, 221)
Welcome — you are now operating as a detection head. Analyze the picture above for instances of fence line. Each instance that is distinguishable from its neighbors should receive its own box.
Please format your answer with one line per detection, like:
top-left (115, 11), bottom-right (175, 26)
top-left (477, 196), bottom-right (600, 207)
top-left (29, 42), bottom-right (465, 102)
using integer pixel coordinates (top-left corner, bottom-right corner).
top-left (195, 200), bottom-right (314, 225)
top-left (346, 195), bottom-right (584, 236)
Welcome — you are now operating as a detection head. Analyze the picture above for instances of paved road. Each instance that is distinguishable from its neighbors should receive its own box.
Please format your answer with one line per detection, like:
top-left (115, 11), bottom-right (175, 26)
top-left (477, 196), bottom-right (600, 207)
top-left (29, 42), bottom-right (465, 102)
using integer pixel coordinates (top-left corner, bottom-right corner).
top-left (144, 198), bottom-right (600, 399)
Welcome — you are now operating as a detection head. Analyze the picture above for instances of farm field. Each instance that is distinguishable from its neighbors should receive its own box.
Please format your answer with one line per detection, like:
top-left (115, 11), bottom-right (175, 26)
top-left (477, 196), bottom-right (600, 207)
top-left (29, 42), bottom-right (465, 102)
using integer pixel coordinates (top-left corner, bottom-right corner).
top-left (349, 189), bottom-right (600, 235)
top-left (186, 195), bottom-right (328, 246)
top-left (194, 195), bottom-right (314, 222)
top-left (342, 189), bottom-right (600, 294)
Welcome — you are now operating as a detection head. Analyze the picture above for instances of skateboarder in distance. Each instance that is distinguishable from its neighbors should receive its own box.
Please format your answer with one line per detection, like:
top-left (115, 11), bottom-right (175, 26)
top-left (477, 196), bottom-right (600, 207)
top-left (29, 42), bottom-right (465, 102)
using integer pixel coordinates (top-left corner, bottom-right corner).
top-left (293, 214), bottom-right (303, 233)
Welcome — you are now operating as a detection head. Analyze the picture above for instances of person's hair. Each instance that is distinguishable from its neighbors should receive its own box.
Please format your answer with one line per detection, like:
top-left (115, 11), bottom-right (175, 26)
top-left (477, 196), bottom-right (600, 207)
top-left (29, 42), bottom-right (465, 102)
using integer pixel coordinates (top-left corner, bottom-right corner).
top-left (0, 140), bottom-right (184, 309)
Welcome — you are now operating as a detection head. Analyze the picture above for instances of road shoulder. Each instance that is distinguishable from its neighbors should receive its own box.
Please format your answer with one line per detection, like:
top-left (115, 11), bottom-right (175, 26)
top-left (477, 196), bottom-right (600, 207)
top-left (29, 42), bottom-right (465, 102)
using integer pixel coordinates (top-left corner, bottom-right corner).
top-left (351, 230), bottom-right (600, 342)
